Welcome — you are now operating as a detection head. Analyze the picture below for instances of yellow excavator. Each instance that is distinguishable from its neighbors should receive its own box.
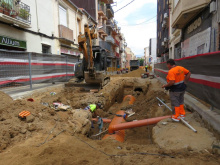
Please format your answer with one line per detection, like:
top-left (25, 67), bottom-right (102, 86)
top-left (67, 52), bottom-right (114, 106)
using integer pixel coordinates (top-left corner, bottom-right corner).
top-left (74, 24), bottom-right (110, 89)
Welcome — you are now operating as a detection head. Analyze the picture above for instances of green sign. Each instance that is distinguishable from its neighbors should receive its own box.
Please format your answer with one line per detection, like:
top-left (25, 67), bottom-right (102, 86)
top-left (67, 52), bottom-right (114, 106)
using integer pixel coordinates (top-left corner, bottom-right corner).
top-left (0, 36), bottom-right (27, 49)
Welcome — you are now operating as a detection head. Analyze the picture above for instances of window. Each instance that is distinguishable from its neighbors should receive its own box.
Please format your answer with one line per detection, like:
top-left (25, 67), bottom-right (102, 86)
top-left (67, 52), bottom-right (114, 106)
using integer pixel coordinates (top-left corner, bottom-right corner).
top-left (59, 5), bottom-right (67, 27)
top-left (42, 45), bottom-right (51, 54)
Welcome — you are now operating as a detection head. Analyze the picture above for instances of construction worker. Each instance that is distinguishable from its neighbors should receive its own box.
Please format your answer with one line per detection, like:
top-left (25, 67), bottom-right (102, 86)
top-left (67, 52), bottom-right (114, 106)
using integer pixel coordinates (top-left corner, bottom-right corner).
top-left (162, 59), bottom-right (191, 122)
top-left (145, 64), bottom-right (148, 72)
top-left (84, 103), bottom-right (102, 117)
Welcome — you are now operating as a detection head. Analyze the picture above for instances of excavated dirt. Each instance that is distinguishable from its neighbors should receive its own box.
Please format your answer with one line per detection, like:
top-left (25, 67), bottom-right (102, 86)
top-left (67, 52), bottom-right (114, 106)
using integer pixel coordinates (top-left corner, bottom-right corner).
top-left (0, 69), bottom-right (219, 164)
top-left (112, 68), bottom-right (146, 77)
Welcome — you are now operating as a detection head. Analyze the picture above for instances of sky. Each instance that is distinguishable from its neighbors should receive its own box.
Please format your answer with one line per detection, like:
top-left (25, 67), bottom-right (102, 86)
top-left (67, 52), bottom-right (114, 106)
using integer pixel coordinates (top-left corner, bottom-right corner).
top-left (112, 0), bottom-right (157, 57)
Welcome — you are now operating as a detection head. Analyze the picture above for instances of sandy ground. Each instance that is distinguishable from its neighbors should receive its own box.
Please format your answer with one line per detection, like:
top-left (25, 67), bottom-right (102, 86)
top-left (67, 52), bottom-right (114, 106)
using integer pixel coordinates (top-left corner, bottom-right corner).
top-left (0, 69), bottom-right (219, 165)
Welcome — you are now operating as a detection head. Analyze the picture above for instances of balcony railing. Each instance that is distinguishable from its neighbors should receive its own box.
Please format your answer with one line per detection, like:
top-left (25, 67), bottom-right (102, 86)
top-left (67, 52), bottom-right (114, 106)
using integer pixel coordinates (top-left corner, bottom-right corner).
top-left (106, 19), bottom-right (115, 29)
top-left (0, 0), bottom-right (31, 27)
top-left (58, 25), bottom-right (73, 42)
top-left (106, 35), bottom-right (115, 44)
top-left (99, 41), bottom-right (114, 57)
top-left (98, 23), bottom-right (107, 35)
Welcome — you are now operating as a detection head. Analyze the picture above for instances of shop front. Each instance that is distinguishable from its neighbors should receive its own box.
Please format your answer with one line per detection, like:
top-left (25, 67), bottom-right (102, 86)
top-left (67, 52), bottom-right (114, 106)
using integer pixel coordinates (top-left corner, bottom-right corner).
top-left (0, 35), bottom-right (27, 51)
top-left (181, 7), bottom-right (212, 57)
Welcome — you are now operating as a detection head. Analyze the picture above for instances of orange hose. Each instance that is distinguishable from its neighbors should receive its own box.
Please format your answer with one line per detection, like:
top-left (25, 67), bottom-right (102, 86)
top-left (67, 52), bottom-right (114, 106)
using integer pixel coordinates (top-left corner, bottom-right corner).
top-left (123, 95), bottom-right (136, 105)
top-left (92, 118), bottom-right (112, 123)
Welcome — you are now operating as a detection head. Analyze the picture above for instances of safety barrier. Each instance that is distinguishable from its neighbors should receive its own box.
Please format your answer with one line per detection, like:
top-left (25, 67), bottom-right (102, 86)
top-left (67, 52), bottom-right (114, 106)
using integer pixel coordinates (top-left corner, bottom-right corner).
top-left (0, 50), bottom-right (78, 89)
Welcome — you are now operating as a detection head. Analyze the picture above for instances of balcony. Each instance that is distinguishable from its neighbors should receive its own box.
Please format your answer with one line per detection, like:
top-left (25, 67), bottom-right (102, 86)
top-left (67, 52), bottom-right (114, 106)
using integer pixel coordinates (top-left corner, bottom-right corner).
top-left (58, 25), bottom-right (74, 43)
top-left (100, 0), bottom-right (114, 4)
top-left (107, 4), bottom-right (114, 18)
top-left (106, 19), bottom-right (115, 30)
top-left (0, 1), bottom-right (31, 28)
top-left (172, 0), bottom-right (211, 28)
top-left (106, 35), bottom-right (115, 45)
top-left (98, 24), bottom-right (107, 37)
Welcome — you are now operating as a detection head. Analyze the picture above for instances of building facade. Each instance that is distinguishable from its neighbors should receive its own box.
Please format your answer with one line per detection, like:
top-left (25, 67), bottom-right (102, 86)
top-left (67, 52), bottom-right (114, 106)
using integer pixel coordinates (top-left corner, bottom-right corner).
top-left (156, 0), bottom-right (169, 62)
top-left (0, 0), bottom-right (95, 59)
top-left (149, 38), bottom-right (157, 63)
top-left (144, 47), bottom-right (149, 65)
top-left (169, 0), bottom-right (220, 59)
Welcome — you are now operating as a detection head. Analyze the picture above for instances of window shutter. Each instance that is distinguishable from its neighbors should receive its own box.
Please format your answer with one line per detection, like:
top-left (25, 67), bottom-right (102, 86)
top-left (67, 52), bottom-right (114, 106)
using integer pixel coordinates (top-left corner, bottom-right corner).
top-left (59, 5), bottom-right (67, 27)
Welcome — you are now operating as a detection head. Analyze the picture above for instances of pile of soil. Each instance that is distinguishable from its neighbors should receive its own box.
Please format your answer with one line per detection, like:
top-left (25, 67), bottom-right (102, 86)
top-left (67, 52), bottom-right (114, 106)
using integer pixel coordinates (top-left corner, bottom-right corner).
top-left (0, 77), bottom-right (219, 164)
top-left (112, 68), bottom-right (146, 77)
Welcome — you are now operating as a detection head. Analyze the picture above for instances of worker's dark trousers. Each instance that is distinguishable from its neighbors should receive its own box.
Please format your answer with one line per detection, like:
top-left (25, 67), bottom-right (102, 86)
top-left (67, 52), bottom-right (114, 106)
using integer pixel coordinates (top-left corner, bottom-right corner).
top-left (145, 68), bottom-right (148, 72)
top-left (169, 91), bottom-right (185, 114)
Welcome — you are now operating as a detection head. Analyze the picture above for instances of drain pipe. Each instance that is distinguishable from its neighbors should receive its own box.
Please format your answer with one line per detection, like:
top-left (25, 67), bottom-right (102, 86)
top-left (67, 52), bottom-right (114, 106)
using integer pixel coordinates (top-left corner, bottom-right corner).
top-left (108, 115), bottom-right (171, 134)
top-left (123, 95), bottom-right (136, 105)
top-left (102, 110), bottom-right (126, 142)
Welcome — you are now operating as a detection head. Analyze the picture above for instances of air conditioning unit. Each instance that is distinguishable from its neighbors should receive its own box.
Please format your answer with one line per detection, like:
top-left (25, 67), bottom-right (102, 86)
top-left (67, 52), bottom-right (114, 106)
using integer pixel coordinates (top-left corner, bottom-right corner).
top-left (161, 42), bottom-right (165, 46)
top-left (164, 13), bottom-right (168, 19)
top-left (164, 37), bottom-right (168, 42)
top-left (210, 1), bottom-right (216, 13)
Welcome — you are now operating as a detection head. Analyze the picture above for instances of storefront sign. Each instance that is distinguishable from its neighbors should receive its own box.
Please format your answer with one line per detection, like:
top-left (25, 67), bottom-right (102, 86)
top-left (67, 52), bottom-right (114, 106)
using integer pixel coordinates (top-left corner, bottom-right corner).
top-left (0, 36), bottom-right (27, 49)
top-left (61, 47), bottom-right (80, 56)
top-left (187, 17), bottom-right (202, 34)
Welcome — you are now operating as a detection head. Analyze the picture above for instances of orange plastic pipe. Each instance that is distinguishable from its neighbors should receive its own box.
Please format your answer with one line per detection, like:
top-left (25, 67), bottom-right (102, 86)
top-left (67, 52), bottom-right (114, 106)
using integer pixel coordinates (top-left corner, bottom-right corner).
top-left (102, 130), bottom-right (125, 142)
top-left (123, 95), bottom-right (136, 105)
top-left (92, 118), bottom-right (112, 123)
top-left (109, 115), bottom-right (171, 133)
top-left (102, 110), bottom-right (126, 142)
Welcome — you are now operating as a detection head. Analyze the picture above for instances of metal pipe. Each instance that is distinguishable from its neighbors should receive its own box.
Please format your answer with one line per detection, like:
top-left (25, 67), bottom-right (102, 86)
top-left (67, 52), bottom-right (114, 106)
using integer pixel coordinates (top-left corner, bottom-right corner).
top-left (156, 97), bottom-right (197, 133)
top-left (28, 53), bottom-right (32, 90)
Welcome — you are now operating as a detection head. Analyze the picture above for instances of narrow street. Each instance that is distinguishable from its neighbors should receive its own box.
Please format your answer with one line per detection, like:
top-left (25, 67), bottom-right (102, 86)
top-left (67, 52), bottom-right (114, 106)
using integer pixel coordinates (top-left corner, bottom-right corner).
top-left (0, 0), bottom-right (220, 165)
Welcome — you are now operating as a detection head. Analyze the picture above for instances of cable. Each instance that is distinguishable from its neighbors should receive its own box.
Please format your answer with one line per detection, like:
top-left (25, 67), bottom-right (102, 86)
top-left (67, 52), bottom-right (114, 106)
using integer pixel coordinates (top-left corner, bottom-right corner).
top-left (119, 15), bottom-right (157, 26)
top-left (115, 0), bottom-right (136, 13)
top-left (120, 20), bottom-right (156, 27)
top-left (73, 135), bottom-right (175, 158)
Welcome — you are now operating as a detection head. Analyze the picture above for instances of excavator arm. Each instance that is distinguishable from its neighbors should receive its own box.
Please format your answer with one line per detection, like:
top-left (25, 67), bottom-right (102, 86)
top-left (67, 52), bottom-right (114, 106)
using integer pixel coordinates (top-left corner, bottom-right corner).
top-left (78, 24), bottom-right (97, 72)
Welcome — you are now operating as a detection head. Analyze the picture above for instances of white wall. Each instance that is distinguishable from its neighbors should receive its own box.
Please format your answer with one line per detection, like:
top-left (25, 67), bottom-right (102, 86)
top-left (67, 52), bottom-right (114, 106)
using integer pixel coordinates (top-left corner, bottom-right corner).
top-left (150, 38), bottom-right (157, 63)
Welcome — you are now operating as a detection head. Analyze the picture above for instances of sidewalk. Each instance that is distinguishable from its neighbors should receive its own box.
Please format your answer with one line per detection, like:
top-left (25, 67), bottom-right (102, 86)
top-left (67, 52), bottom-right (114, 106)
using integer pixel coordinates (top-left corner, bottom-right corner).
top-left (1, 82), bottom-right (64, 100)
top-left (157, 77), bottom-right (220, 134)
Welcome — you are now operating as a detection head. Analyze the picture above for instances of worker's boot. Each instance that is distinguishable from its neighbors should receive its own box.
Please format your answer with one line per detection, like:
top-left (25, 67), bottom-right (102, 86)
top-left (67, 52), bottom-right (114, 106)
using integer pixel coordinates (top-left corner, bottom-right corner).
top-left (179, 104), bottom-right (186, 119)
top-left (172, 107), bottom-right (180, 122)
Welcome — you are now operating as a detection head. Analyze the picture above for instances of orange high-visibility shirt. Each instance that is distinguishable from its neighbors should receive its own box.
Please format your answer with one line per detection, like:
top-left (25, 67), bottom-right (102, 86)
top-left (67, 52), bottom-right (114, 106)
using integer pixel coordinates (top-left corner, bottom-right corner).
top-left (166, 66), bottom-right (189, 92)
top-left (167, 66), bottom-right (189, 83)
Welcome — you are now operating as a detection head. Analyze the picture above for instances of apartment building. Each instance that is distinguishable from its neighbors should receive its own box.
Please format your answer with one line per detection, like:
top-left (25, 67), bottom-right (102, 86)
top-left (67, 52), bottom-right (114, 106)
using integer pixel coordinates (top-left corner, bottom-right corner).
top-left (149, 38), bottom-right (157, 63)
top-left (0, 0), bottom-right (95, 58)
top-left (144, 47), bottom-right (149, 65)
top-left (71, 0), bottom-right (122, 67)
top-left (156, 0), bottom-right (169, 61)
